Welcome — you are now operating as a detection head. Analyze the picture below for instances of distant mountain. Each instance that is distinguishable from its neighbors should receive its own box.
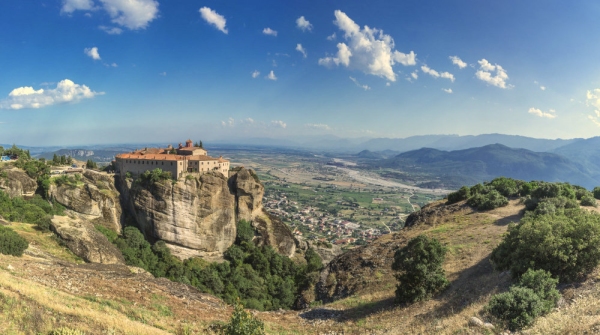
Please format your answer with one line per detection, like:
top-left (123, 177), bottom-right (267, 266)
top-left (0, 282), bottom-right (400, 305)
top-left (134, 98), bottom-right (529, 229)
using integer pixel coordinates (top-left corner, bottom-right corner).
top-left (37, 149), bottom-right (128, 163)
top-left (375, 144), bottom-right (599, 189)
top-left (551, 137), bottom-right (600, 178)
top-left (360, 134), bottom-right (582, 153)
top-left (355, 150), bottom-right (385, 159)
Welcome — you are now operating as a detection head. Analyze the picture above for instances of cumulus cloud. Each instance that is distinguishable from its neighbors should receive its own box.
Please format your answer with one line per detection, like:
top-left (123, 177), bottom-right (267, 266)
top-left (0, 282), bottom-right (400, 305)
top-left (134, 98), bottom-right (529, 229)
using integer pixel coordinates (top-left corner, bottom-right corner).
top-left (411, 71), bottom-right (418, 80)
top-left (99, 25), bottom-right (122, 34)
top-left (199, 7), bottom-right (227, 34)
top-left (251, 70), bottom-right (260, 78)
top-left (296, 16), bottom-right (312, 31)
top-left (305, 123), bottom-right (331, 130)
top-left (0, 79), bottom-right (103, 110)
top-left (393, 51), bottom-right (416, 66)
top-left (270, 120), bottom-right (287, 128)
top-left (296, 44), bottom-right (307, 58)
top-left (449, 56), bottom-right (467, 69)
top-left (63, 0), bottom-right (159, 30)
top-left (349, 77), bottom-right (371, 91)
top-left (84, 47), bottom-right (101, 60)
top-left (327, 33), bottom-right (336, 41)
top-left (586, 89), bottom-right (600, 126)
top-left (267, 71), bottom-right (277, 81)
top-left (421, 65), bottom-right (454, 82)
top-left (442, 88), bottom-right (453, 94)
top-left (528, 107), bottom-right (556, 119)
top-left (262, 27), bottom-right (277, 36)
top-left (319, 10), bottom-right (416, 82)
top-left (475, 59), bottom-right (511, 89)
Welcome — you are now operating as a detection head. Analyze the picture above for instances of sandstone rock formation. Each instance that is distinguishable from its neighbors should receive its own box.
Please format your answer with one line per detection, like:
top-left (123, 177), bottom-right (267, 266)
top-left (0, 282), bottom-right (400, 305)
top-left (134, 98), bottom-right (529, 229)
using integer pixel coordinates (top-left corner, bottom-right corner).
top-left (0, 167), bottom-right (37, 198)
top-left (49, 170), bottom-right (122, 232)
top-left (51, 214), bottom-right (125, 264)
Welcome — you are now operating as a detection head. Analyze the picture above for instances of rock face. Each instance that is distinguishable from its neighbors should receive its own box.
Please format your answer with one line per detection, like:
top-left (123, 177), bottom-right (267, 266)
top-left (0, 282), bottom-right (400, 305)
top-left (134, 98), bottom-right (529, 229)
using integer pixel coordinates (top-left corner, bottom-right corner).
top-left (120, 171), bottom-right (237, 260)
top-left (51, 215), bottom-right (125, 264)
top-left (0, 168), bottom-right (37, 198)
top-left (118, 167), bottom-right (296, 260)
top-left (49, 170), bottom-right (122, 232)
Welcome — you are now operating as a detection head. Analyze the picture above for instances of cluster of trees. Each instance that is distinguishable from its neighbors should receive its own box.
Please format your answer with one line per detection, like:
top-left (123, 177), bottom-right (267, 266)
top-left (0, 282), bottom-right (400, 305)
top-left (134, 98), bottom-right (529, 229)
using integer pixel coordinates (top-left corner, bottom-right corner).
top-left (85, 159), bottom-right (97, 169)
top-left (0, 191), bottom-right (64, 232)
top-left (137, 168), bottom-right (173, 186)
top-left (99, 220), bottom-right (323, 311)
top-left (0, 145), bottom-right (30, 160)
top-left (0, 225), bottom-right (29, 257)
top-left (51, 154), bottom-right (73, 166)
top-left (447, 177), bottom-right (598, 211)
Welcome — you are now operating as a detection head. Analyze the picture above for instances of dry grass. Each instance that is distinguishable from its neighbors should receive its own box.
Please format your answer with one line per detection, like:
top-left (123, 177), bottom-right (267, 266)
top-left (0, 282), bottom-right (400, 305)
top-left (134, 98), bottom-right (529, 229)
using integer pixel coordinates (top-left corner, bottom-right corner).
top-left (8, 221), bottom-right (84, 263)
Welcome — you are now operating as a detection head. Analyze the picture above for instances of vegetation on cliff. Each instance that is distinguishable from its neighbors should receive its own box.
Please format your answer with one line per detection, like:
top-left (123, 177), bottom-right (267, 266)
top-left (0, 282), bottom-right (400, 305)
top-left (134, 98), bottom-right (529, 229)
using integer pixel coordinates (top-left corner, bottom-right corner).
top-left (0, 225), bottom-right (29, 256)
top-left (101, 219), bottom-right (322, 311)
top-left (0, 190), bottom-right (64, 231)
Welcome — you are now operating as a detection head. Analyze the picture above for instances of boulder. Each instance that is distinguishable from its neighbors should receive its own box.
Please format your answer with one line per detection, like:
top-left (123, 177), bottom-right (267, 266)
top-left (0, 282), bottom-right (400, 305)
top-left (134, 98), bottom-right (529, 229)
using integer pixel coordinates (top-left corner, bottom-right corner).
top-left (51, 215), bottom-right (125, 264)
top-left (0, 168), bottom-right (37, 198)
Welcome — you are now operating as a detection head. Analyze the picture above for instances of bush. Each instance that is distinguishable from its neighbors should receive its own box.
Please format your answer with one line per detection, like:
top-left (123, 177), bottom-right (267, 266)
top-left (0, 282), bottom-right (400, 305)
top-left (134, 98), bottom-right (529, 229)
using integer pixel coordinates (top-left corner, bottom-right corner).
top-left (488, 177), bottom-right (519, 197)
top-left (594, 187), bottom-right (600, 200)
top-left (95, 225), bottom-right (119, 243)
top-left (487, 286), bottom-right (543, 331)
top-left (224, 300), bottom-right (265, 335)
top-left (0, 226), bottom-right (29, 256)
top-left (467, 190), bottom-right (508, 210)
top-left (446, 186), bottom-right (470, 204)
top-left (580, 194), bottom-right (597, 207)
top-left (491, 210), bottom-right (600, 281)
top-left (518, 269), bottom-right (559, 313)
top-left (236, 220), bottom-right (255, 244)
top-left (392, 235), bottom-right (449, 303)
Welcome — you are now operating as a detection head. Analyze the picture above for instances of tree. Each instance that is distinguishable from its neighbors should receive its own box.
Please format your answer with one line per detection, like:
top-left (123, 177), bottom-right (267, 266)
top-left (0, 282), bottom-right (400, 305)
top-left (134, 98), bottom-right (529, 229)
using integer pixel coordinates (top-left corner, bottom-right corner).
top-left (224, 300), bottom-right (265, 335)
top-left (86, 160), bottom-right (97, 169)
top-left (52, 154), bottom-right (60, 165)
top-left (392, 235), bottom-right (449, 303)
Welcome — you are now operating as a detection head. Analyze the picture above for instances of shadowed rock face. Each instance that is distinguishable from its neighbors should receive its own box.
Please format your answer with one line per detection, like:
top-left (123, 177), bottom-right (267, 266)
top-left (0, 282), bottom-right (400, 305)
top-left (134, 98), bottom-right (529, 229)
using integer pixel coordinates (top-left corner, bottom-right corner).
top-left (49, 170), bottom-right (122, 232)
top-left (51, 215), bottom-right (125, 264)
top-left (0, 168), bottom-right (37, 198)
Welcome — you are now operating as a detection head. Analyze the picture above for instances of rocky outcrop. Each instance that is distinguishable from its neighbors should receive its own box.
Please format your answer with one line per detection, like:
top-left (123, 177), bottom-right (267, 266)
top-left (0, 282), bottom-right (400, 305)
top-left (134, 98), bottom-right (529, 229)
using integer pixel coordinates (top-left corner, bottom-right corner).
top-left (0, 168), bottom-right (37, 198)
top-left (229, 168), bottom-right (296, 257)
top-left (117, 167), bottom-right (297, 260)
top-left (295, 238), bottom-right (342, 266)
top-left (49, 170), bottom-right (122, 232)
top-left (119, 171), bottom-right (237, 260)
top-left (51, 215), bottom-right (125, 264)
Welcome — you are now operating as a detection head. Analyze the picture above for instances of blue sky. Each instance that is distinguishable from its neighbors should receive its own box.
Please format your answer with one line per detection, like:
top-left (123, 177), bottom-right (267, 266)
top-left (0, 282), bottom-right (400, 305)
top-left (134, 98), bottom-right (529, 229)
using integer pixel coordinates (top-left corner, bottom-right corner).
top-left (1, 0), bottom-right (600, 146)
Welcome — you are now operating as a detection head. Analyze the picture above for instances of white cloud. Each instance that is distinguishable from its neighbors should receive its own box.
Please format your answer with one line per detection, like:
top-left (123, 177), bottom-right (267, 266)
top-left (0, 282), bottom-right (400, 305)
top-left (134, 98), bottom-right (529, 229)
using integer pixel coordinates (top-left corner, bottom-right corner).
top-left (440, 72), bottom-right (455, 82)
top-left (540, 86), bottom-right (546, 91)
top-left (159, 72), bottom-right (166, 76)
top-left (99, 25), bottom-right (123, 34)
top-left (349, 77), bottom-right (371, 91)
top-left (421, 65), bottom-right (439, 77)
top-left (318, 11), bottom-right (417, 82)
top-left (296, 16), bottom-right (312, 32)
top-left (241, 118), bottom-right (254, 124)
top-left (528, 107), bottom-right (556, 119)
top-left (221, 117), bottom-right (235, 127)
top-left (63, 0), bottom-right (158, 30)
top-left (0, 79), bottom-right (103, 110)
top-left (267, 70), bottom-right (277, 81)
top-left (449, 56), bottom-right (467, 69)
top-left (84, 47), bottom-right (101, 60)
top-left (327, 32), bottom-right (336, 41)
top-left (270, 120), bottom-right (287, 128)
top-left (411, 71), bottom-right (418, 80)
top-left (296, 44), bottom-right (307, 58)
top-left (442, 88), bottom-right (453, 94)
top-left (61, 0), bottom-right (96, 13)
top-left (251, 70), bottom-right (260, 79)
top-left (386, 82), bottom-right (391, 87)
top-left (586, 89), bottom-right (600, 126)
top-left (262, 27), bottom-right (277, 36)
top-left (475, 59), bottom-right (511, 89)
top-left (393, 51), bottom-right (416, 66)
top-left (305, 123), bottom-right (331, 130)
top-left (199, 7), bottom-right (227, 34)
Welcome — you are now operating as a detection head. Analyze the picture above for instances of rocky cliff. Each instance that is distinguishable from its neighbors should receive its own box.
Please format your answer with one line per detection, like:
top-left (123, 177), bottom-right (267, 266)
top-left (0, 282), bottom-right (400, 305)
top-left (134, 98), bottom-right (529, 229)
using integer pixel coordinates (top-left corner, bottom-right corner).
top-left (117, 167), bottom-right (296, 260)
top-left (0, 167), bottom-right (37, 198)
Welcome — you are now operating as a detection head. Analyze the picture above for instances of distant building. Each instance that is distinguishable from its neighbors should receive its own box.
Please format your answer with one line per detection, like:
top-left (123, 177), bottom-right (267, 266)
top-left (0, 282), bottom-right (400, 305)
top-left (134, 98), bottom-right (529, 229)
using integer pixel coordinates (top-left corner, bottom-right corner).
top-left (115, 139), bottom-right (230, 179)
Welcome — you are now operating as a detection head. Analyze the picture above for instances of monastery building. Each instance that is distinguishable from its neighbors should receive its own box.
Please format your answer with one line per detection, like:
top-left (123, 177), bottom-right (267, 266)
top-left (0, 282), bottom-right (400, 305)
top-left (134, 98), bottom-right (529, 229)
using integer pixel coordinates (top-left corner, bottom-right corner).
top-left (115, 140), bottom-right (230, 179)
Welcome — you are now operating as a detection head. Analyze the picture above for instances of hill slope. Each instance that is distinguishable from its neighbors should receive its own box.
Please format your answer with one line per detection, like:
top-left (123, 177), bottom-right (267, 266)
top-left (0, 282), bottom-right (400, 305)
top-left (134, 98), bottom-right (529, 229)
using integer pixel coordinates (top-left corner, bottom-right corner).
top-left (376, 144), bottom-right (599, 189)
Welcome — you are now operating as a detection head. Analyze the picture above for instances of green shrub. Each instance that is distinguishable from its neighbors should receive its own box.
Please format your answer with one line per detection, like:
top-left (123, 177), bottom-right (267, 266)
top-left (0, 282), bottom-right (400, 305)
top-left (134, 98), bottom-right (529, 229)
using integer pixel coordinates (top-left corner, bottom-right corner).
top-left (236, 220), bottom-right (255, 244)
top-left (304, 248), bottom-right (323, 273)
top-left (0, 226), bottom-right (29, 256)
top-left (139, 168), bottom-right (172, 185)
top-left (487, 286), bottom-right (543, 331)
top-left (392, 235), bottom-right (449, 303)
top-left (467, 190), bottom-right (508, 210)
top-left (446, 186), bottom-right (470, 204)
top-left (517, 269), bottom-right (559, 313)
top-left (491, 210), bottom-right (600, 281)
top-left (594, 186), bottom-right (600, 200)
top-left (488, 177), bottom-right (519, 197)
top-left (580, 194), bottom-right (597, 207)
top-left (224, 300), bottom-right (265, 335)
top-left (95, 225), bottom-right (119, 243)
